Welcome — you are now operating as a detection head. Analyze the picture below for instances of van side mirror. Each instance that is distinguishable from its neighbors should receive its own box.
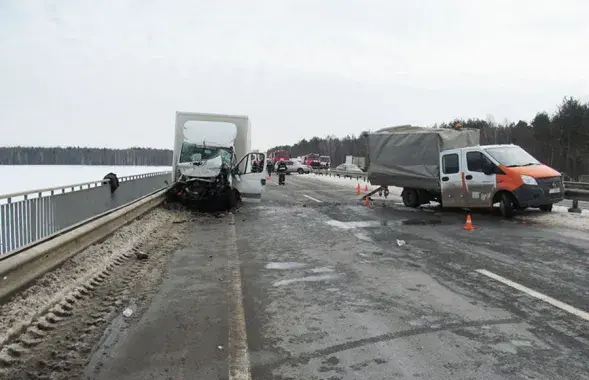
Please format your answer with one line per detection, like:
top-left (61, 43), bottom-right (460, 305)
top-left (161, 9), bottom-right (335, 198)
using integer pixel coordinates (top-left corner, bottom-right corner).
top-left (482, 163), bottom-right (494, 175)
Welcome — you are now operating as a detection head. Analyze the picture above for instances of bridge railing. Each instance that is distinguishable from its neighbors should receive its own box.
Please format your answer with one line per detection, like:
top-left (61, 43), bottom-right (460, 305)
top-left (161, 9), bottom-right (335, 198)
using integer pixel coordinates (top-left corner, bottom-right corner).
top-left (0, 171), bottom-right (172, 255)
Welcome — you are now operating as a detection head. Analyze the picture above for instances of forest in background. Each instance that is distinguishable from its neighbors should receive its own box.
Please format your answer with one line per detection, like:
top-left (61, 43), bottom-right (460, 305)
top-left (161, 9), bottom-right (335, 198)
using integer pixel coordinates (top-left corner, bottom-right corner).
top-left (0, 147), bottom-right (172, 166)
top-left (268, 97), bottom-right (589, 180)
top-left (1, 97), bottom-right (588, 180)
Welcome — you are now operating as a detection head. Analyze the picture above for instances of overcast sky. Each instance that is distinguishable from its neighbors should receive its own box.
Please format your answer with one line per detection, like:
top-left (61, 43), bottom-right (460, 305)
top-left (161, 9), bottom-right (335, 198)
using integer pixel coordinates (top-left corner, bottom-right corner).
top-left (1, 0), bottom-right (588, 151)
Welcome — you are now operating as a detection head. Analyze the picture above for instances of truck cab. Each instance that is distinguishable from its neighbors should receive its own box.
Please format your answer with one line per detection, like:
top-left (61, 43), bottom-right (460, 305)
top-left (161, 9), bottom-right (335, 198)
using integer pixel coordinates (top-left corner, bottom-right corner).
top-left (438, 144), bottom-right (564, 217)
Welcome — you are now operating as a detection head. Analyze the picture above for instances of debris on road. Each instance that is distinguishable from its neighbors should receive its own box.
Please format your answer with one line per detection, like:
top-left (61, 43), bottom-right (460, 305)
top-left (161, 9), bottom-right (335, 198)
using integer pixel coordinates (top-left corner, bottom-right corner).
top-left (396, 239), bottom-right (406, 247)
top-left (134, 250), bottom-right (149, 260)
top-left (122, 308), bottom-right (133, 318)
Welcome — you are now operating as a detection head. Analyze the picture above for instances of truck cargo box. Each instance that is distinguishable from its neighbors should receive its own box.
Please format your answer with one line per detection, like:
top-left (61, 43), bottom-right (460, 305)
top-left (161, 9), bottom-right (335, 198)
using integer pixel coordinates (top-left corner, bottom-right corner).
top-left (367, 125), bottom-right (480, 191)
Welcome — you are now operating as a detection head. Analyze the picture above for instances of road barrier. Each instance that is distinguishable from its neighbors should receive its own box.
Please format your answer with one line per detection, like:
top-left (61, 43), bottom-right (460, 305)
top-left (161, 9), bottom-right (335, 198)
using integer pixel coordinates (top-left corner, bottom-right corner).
top-left (0, 171), bottom-right (171, 255)
top-left (316, 169), bottom-right (589, 211)
top-left (0, 188), bottom-right (168, 302)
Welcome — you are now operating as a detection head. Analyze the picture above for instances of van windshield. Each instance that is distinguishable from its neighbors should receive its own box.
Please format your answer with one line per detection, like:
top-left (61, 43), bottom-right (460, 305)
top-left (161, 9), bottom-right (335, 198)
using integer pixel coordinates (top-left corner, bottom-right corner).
top-left (180, 142), bottom-right (233, 166)
top-left (483, 146), bottom-right (540, 167)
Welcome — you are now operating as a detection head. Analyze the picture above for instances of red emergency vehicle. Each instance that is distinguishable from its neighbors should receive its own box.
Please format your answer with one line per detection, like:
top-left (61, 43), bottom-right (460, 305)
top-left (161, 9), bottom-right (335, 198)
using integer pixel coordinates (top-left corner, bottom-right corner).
top-left (270, 150), bottom-right (290, 163)
top-left (304, 153), bottom-right (321, 168)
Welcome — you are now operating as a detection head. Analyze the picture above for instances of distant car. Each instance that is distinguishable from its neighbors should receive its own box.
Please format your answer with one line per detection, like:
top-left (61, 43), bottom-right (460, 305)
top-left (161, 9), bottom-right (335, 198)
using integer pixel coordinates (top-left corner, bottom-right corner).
top-left (284, 160), bottom-right (311, 174)
top-left (334, 164), bottom-right (363, 178)
top-left (335, 164), bottom-right (363, 172)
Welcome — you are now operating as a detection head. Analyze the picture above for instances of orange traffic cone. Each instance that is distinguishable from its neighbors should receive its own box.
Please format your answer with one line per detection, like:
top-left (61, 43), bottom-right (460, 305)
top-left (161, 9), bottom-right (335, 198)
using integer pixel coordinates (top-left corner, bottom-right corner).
top-left (364, 184), bottom-right (369, 192)
top-left (464, 214), bottom-right (475, 230)
top-left (356, 184), bottom-right (361, 195)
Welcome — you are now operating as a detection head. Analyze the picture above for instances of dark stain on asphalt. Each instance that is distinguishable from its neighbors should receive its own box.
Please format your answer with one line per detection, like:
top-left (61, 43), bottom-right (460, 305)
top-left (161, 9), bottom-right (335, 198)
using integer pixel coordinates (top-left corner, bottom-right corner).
top-left (401, 219), bottom-right (443, 226)
top-left (252, 317), bottom-right (520, 371)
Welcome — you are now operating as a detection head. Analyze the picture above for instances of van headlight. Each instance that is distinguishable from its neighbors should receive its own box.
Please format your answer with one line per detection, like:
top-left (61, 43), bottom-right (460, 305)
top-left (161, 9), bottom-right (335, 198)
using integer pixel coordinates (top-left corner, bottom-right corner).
top-left (521, 175), bottom-right (538, 185)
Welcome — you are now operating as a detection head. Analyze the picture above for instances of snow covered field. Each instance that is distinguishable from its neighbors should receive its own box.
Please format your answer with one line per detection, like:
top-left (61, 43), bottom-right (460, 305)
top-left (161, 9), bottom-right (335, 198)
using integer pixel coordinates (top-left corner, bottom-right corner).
top-left (307, 173), bottom-right (589, 231)
top-left (0, 165), bottom-right (171, 196)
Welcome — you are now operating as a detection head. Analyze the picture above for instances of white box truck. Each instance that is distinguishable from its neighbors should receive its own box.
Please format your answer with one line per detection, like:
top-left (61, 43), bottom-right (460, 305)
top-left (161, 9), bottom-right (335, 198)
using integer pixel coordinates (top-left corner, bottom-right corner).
top-left (168, 112), bottom-right (267, 209)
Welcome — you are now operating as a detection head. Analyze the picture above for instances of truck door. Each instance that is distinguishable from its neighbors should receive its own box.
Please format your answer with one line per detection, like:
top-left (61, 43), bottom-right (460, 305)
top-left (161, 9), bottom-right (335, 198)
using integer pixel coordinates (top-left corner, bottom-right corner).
top-left (234, 152), bottom-right (266, 202)
top-left (440, 149), bottom-right (464, 207)
top-left (463, 149), bottom-right (496, 208)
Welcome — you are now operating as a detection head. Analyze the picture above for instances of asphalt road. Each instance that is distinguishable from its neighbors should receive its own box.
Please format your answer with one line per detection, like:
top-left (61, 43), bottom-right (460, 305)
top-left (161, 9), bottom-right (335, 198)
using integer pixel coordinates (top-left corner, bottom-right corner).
top-left (85, 174), bottom-right (589, 379)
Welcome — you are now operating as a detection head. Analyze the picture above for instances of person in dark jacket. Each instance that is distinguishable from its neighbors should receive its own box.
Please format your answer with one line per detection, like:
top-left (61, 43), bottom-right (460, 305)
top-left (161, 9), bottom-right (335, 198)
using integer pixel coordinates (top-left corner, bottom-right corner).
top-left (275, 161), bottom-right (287, 185)
top-left (266, 160), bottom-right (274, 177)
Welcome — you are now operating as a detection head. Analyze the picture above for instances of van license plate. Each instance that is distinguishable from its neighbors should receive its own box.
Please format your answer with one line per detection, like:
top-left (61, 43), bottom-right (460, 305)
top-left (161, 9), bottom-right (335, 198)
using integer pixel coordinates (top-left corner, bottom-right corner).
top-left (548, 188), bottom-right (560, 194)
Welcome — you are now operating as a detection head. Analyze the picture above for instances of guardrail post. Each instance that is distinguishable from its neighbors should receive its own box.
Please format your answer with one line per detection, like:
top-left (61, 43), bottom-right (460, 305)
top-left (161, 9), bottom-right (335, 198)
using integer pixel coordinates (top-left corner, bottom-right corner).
top-left (568, 200), bottom-right (582, 213)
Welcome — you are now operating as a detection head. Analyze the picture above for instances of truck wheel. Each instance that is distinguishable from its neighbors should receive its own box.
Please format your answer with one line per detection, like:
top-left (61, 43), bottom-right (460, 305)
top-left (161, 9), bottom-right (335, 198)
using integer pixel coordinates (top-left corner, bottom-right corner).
top-left (402, 188), bottom-right (420, 208)
top-left (539, 204), bottom-right (553, 212)
top-left (297, 168), bottom-right (304, 174)
top-left (499, 193), bottom-right (516, 218)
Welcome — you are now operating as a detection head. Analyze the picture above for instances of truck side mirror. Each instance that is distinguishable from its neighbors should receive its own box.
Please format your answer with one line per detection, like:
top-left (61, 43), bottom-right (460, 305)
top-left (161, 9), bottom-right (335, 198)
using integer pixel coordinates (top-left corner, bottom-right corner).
top-left (482, 163), bottom-right (494, 175)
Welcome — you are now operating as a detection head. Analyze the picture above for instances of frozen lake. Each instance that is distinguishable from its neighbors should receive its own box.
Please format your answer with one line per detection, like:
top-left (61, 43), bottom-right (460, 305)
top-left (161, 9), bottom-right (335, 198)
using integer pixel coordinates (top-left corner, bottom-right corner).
top-left (0, 165), bottom-right (171, 196)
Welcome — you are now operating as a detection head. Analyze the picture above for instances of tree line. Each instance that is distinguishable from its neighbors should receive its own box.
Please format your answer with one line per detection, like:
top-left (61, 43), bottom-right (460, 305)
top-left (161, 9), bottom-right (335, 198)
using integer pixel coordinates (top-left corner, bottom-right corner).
top-left (2, 97), bottom-right (588, 179)
top-left (0, 146), bottom-right (173, 166)
top-left (269, 97), bottom-right (589, 181)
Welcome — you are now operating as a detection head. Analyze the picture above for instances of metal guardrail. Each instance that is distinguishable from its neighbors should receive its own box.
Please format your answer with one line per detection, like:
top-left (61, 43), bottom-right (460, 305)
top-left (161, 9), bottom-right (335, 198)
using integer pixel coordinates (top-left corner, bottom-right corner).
top-left (315, 169), bottom-right (369, 181)
top-left (565, 181), bottom-right (589, 190)
top-left (316, 169), bottom-right (589, 211)
top-left (0, 171), bottom-right (172, 255)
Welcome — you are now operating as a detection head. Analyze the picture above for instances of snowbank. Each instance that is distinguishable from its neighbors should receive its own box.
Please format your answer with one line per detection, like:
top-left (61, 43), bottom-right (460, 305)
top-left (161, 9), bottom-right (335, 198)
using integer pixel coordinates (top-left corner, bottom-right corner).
top-left (519, 205), bottom-right (589, 231)
top-left (0, 208), bottom-right (179, 348)
top-left (307, 173), bottom-right (403, 197)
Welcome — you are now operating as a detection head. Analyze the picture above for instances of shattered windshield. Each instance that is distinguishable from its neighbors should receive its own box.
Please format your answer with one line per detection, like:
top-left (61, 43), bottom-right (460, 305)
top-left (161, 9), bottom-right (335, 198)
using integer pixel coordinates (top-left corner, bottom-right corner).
top-left (179, 142), bottom-right (233, 166)
top-left (484, 146), bottom-right (540, 167)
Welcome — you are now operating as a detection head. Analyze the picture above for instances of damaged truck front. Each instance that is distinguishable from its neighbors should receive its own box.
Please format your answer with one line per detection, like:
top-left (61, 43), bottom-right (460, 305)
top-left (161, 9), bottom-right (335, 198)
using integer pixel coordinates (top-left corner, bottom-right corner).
top-left (167, 112), bottom-right (267, 210)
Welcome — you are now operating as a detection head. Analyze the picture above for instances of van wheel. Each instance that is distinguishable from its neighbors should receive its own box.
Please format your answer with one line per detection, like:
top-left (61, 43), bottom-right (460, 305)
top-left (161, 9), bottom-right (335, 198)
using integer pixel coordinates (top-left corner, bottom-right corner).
top-left (402, 188), bottom-right (420, 208)
top-left (539, 204), bottom-right (553, 212)
top-left (499, 193), bottom-right (516, 218)
top-left (297, 168), bottom-right (304, 174)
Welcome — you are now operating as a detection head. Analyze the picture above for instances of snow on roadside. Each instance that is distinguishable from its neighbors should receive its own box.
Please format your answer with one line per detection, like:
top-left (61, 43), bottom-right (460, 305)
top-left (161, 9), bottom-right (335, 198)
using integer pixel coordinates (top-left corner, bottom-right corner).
top-left (0, 208), bottom-right (177, 347)
top-left (304, 173), bottom-right (403, 197)
top-left (519, 205), bottom-right (589, 231)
